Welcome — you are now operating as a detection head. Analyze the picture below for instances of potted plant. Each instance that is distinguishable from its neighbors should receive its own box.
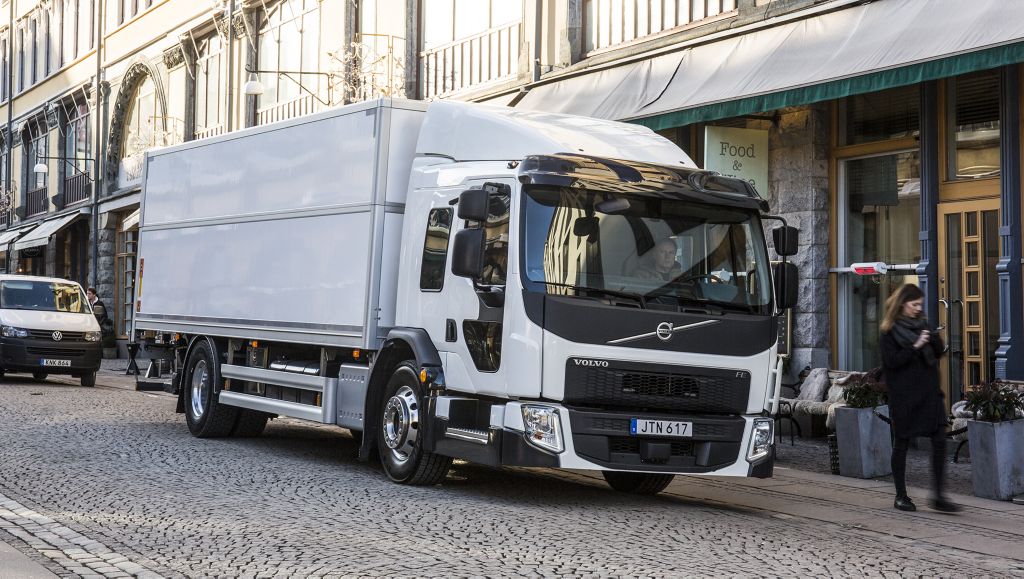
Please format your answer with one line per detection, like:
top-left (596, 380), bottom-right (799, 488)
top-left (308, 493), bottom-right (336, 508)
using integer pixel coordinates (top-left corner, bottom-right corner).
top-left (102, 331), bottom-right (119, 359)
top-left (965, 381), bottom-right (1024, 500)
top-left (835, 369), bottom-right (892, 479)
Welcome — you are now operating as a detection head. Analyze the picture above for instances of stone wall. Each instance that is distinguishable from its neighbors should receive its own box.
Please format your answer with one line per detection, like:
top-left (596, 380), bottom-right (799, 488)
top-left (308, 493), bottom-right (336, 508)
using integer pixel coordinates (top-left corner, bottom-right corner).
top-left (96, 213), bottom-right (118, 310)
top-left (766, 103), bottom-right (831, 379)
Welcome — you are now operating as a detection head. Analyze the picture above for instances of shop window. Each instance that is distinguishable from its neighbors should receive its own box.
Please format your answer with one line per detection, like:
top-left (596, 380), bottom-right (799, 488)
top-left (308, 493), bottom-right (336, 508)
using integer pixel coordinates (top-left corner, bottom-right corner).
top-left (838, 85), bottom-right (919, 146)
top-left (839, 150), bottom-right (920, 371)
top-left (115, 215), bottom-right (138, 339)
top-left (947, 70), bottom-right (1000, 180)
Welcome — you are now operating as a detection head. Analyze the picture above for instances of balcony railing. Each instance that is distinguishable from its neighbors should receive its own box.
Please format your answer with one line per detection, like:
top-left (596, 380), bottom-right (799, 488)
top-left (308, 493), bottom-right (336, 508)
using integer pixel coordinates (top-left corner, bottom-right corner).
top-left (584, 0), bottom-right (738, 54)
top-left (257, 94), bottom-right (321, 126)
top-left (64, 172), bottom-right (91, 206)
top-left (194, 124), bottom-right (225, 141)
top-left (421, 20), bottom-right (521, 99)
top-left (27, 186), bottom-right (48, 217)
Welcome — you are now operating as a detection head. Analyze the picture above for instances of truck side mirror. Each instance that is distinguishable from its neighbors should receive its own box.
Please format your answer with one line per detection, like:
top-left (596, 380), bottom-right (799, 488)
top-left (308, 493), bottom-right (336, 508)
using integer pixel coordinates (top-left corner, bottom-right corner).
top-left (451, 228), bottom-right (485, 278)
top-left (772, 226), bottom-right (799, 257)
top-left (457, 189), bottom-right (490, 222)
top-left (773, 262), bottom-right (799, 309)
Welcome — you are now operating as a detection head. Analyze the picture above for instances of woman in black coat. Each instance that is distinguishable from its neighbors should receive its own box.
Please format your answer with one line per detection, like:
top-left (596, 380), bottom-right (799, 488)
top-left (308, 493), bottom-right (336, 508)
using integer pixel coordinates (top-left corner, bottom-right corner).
top-left (879, 283), bottom-right (959, 513)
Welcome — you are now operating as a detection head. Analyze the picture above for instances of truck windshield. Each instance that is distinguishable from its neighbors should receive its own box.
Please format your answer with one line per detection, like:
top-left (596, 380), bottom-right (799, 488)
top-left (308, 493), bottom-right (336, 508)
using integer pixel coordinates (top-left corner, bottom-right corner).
top-left (523, 186), bottom-right (773, 315)
top-left (0, 280), bottom-right (90, 313)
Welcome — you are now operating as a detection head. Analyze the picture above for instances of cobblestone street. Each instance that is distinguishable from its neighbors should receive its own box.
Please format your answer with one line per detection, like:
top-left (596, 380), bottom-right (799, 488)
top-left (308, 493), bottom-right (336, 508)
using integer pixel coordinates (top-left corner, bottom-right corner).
top-left (2, 376), bottom-right (1024, 578)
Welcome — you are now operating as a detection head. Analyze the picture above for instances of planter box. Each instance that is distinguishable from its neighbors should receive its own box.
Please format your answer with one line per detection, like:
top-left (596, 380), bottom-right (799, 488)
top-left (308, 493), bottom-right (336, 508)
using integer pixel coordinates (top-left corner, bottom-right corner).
top-left (967, 418), bottom-right (1024, 501)
top-left (835, 405), bottom-right (892, 479)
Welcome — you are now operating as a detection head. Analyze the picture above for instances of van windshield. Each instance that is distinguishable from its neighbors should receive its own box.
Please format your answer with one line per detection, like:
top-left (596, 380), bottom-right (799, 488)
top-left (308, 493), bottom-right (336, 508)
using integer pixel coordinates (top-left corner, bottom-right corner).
top-left (0, 280), bottom-right (90, 313)
top-left (523, 186), bottom-right (773, 315)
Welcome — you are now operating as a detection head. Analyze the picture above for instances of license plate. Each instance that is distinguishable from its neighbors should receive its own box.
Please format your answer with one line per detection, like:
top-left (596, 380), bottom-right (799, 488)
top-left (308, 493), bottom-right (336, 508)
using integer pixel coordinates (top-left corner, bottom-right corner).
top-left (630, 418), bottom-right (692, 438)
top-left (40, 359), bottom-right (72, 368)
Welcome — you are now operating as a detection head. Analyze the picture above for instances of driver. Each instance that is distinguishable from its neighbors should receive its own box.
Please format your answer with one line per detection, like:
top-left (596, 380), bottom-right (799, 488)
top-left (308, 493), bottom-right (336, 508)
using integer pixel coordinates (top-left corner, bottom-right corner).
top-left (635, 239), bottom-right (682, 282)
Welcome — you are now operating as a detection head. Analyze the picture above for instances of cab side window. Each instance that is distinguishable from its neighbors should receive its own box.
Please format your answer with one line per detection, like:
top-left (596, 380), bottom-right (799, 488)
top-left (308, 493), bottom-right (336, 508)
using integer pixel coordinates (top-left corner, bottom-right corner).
top-left (419, 208), bottom-right (453, 291)
top-left (480, 193), bottom-right (511, 286)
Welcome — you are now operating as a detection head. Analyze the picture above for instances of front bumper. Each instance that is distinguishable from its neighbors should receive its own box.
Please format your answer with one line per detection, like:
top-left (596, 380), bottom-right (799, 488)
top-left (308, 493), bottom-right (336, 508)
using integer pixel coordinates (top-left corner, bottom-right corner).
top-left (0, 337), bottom-right (102, 374)
top-left (500, 403), bottom-right (774, 477)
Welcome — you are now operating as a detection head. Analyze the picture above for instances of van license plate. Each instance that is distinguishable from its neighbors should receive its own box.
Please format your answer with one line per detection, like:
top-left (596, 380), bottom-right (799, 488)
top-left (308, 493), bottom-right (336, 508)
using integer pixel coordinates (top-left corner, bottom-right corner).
top-left (630, 418), bottom-right (692, 438)
top-left (41, 359), bottom-right (71, 367)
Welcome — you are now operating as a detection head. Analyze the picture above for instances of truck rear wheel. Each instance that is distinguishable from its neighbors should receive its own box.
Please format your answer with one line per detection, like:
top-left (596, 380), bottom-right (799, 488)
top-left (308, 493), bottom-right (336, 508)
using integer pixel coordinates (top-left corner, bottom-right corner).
top-left (602, 471), bottom-right (675, 495)
top-left (184, 340), bottom-right (238, 438)
top-left (377, 361), bottom-right (452, 485)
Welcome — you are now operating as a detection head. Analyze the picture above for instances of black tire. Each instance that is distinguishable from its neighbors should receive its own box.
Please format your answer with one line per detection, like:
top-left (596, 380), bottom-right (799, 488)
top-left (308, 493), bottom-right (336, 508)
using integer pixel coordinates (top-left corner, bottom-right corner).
top-left (602, 471), bottom-right (675, 495)
top-left (80, 371), bottom-right (97, 388)
top-left (32, 372), bottom-right (48, 381)
top-left (183, 340), bottom-right (238, 438)
top-left (232, 409), bottom-right (269, 437)
top-left (377, 361), bottom-right (452, 485)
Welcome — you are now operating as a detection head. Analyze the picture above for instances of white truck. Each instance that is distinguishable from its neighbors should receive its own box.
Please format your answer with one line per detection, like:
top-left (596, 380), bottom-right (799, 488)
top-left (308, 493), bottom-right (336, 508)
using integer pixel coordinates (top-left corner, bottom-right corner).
top-left (133, 98), bottom-right (799, 494)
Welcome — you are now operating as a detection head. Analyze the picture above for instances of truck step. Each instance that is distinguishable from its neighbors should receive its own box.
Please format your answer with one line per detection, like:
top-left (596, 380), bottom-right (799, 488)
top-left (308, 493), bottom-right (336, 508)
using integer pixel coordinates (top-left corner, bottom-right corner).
top-left (444, 427), bottom-right (490, 445)
top-left (219, 391), bottom-right (324, 423)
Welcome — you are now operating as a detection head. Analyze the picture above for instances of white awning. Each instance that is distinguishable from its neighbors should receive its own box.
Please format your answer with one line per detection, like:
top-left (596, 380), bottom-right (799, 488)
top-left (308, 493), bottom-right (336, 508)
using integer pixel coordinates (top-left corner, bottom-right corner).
top-left (0, 224), bottom-right (39, 251)
top-left (121, 208), bottom-right (141, 232)
top-left (516, 0), bottom-right (1024, 129)
top-left (13, 212), bottom-right (85, 251)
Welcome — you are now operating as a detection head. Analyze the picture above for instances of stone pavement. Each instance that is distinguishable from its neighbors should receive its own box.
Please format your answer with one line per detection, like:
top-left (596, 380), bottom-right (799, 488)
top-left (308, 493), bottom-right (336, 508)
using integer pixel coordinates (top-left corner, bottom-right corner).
top-left (2, 369), bottom-right (1023, 577)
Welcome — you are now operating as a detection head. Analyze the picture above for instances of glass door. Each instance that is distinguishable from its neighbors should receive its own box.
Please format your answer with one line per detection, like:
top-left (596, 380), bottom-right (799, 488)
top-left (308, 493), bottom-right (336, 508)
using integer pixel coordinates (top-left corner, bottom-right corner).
top-left (937, 199), bottom-right (1000, 405)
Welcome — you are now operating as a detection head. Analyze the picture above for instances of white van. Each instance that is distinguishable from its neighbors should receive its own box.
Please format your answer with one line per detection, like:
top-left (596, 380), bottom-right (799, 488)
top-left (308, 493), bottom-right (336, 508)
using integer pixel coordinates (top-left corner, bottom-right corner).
top-left (0, 275), bottom-right (103, 387)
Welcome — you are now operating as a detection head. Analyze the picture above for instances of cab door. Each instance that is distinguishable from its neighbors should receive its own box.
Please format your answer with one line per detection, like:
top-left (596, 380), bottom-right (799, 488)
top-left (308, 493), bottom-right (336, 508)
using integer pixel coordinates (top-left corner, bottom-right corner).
top-left (442, 181), bottom-right (515, 398)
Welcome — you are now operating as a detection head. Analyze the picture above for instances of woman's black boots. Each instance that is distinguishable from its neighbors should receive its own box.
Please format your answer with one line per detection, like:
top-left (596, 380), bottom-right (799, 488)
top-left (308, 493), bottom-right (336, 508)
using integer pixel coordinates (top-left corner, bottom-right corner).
top-left (894, 495), bottom-right (917, 511)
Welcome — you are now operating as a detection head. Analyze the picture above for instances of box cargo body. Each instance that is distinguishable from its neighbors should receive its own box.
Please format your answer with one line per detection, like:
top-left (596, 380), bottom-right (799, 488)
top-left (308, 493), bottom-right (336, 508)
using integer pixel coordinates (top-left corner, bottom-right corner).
top-left (135, 99), bottom-right (426, 349)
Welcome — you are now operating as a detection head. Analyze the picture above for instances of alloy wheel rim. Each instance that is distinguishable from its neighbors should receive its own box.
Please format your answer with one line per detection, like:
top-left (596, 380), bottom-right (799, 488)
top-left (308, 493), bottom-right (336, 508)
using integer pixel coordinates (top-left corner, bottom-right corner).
top-left (382, 385), bottom-right (419, 465)
top-left (190, 359), bottom-right (209, 419)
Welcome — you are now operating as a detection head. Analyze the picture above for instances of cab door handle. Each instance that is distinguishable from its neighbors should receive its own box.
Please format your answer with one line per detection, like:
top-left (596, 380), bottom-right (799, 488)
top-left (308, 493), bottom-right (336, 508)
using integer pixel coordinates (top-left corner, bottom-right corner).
top-left (445, 319), bottom-right (457, 342)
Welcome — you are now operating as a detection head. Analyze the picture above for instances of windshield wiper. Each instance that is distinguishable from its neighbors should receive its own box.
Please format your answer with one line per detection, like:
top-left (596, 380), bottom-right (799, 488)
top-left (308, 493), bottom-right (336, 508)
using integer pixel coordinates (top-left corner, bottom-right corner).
top-left (540, 281), bottom-right (647, 309)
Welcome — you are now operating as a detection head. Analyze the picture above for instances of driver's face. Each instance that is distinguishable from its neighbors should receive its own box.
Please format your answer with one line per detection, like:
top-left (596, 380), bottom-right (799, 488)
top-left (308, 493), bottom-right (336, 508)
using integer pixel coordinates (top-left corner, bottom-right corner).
top-left (654, 241), bottom-right (677, 272)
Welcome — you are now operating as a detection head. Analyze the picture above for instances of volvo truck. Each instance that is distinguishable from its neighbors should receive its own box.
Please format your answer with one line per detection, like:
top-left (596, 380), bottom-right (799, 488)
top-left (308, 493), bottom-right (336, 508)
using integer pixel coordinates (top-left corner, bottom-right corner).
top-left (133, 98), bottom-right (799, 494)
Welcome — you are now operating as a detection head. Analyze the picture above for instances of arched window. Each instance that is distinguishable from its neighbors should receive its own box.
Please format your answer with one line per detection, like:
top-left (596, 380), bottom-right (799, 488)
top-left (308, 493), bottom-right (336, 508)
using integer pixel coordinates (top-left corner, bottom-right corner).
top-left (122, 75), bottom-right (162, 159)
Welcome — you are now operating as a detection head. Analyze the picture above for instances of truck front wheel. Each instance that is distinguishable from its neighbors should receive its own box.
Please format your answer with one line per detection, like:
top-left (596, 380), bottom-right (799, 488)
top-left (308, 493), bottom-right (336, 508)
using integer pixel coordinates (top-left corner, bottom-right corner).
top-left (377, 361), bottom-right (452, 485)
top-left (602, 471), bottom-right (675, 495)
top-left (184, 340), bottom-right (238, 438)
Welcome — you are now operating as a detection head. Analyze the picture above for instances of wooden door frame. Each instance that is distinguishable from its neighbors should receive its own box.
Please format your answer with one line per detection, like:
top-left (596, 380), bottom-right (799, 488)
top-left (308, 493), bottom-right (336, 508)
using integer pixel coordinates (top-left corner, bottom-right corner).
top-left (936, 197), bottom-right (1001, 403)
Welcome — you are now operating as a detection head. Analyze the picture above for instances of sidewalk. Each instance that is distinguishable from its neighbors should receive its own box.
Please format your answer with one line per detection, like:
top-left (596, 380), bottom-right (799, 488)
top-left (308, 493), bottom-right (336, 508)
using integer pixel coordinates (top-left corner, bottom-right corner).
top-left (0, 535), bottom-right (58, 578)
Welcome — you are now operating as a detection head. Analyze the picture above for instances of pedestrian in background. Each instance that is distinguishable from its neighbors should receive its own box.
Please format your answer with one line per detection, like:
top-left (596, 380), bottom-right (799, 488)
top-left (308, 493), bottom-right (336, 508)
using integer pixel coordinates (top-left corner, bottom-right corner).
top-left (879, 283), bottom-right (960, 513)
top-left (87, 287), bottom-right (110, 329)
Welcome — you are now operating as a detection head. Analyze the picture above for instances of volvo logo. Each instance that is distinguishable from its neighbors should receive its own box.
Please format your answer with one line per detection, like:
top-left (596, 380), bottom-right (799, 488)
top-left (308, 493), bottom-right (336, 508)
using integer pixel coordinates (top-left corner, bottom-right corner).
top-left (606, 320), bottom-right (722, 345)
top-left (51, 331), bottom-right (63, 342)
top-left (574, 359), bottom-right (609, 367)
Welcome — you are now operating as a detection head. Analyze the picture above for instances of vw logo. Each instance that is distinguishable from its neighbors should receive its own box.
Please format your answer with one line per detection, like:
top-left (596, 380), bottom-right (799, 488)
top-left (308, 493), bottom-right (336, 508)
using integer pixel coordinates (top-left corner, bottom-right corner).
top-left (655, 322), bottom-right (674, 342)
top-left (51, 331), bottom-right (63, 342)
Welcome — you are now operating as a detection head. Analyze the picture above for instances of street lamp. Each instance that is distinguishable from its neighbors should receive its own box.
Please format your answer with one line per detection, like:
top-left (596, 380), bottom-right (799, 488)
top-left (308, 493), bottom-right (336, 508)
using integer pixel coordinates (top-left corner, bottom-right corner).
top-left (242, 65), bottom-right (333, 106)
top-left (33, 155), bottom-right (95, 179)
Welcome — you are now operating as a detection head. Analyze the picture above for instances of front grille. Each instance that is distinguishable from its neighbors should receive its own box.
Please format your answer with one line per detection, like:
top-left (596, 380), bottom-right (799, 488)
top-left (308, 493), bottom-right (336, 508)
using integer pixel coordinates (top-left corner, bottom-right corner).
top-left (608, 437), bottom-right (695, 457)
top-left (27, 329), bottom-right (86, 341)
top-left (565, 359), bottom-right (750, 413)
top-left (27, 347), bottom-right (87, 357)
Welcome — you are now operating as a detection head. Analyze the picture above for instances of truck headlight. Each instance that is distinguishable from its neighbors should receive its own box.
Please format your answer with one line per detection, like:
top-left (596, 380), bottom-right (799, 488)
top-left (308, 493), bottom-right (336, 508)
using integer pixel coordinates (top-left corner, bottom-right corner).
top-left (521, 405), bottom-right (564, 454)
top-left (747, 418), bottom-right (774, 461)
top-left (1, 325), bottom-right (29, 338)
top-left (84, 331), bottom-right (101, 342)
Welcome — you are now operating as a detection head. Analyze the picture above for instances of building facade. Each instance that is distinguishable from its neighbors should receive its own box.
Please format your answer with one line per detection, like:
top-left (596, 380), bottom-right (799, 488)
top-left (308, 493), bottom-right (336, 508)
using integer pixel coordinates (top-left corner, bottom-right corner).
top-left (0, 0), bottom-right (1020, 406)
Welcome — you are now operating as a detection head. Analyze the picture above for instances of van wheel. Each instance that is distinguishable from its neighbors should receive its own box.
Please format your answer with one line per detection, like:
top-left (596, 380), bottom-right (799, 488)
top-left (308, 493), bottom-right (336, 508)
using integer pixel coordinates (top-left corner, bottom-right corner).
top-left (80, 372), bottom-right (96, 387)
top-left (232, 410), bottom-right (269, 437)
top-left (377, 361), bottom-right (452, 485)
top-left (32, 372), bottom-right (48, 381)
top-left (602, 472), bottom-right (675, 495)
top-left (184, 340), bottom-right (238, 438)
